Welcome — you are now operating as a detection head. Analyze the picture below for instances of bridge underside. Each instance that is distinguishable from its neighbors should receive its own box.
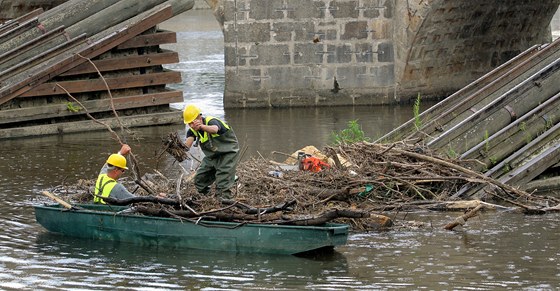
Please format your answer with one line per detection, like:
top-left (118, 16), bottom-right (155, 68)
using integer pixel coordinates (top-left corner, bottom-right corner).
top-left (396, 0), bottom-right (560, 101)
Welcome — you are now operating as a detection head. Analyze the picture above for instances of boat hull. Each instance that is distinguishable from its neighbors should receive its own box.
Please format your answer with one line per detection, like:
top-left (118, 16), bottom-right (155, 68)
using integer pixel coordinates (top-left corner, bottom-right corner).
top-left (34, 204), bottom-right (349, 255)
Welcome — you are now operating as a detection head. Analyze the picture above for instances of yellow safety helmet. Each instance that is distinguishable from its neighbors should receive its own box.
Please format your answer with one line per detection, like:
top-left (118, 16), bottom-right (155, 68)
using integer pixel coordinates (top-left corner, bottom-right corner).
top-left (183, 104), bottom-right (201, 124)
top-left (106, 153), bottom-right (128, 170)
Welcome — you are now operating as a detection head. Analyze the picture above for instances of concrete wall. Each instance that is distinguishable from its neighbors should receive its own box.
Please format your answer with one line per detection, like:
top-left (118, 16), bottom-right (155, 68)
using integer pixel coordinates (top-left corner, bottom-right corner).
top-left (217, 0), bottom-right (560, 108)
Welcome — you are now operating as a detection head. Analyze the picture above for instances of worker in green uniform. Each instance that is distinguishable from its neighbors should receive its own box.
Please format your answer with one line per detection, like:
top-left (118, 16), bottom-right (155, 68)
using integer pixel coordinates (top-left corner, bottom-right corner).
top-left (94, 144), bottom-right (135, 204)
top-left (183, 104), bottom-right (239, 199)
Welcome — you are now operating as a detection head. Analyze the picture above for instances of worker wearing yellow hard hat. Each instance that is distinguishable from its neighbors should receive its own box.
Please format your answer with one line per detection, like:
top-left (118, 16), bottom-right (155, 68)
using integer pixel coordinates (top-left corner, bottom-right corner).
top-left (94, 144), bottom-right (135, 204)
top-left (183, 104), bottom-right (239, 199)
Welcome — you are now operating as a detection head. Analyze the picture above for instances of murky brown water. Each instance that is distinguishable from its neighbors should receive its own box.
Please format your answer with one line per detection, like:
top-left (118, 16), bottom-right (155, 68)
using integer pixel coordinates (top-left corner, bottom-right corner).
top-left (0, 9), bottom-right (558, 290)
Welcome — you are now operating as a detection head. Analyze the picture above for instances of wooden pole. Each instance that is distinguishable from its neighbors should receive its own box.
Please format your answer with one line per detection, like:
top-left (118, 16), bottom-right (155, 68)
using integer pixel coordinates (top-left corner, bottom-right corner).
top-left (41, 191), bottom-right (73, 209)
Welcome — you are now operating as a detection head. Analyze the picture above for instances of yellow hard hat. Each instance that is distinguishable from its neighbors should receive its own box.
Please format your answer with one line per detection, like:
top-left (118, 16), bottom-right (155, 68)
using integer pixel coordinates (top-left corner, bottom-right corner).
top-left (106, 154), bottom-right (128, 169)
top-left (183, 104), bottom-right (201, 124)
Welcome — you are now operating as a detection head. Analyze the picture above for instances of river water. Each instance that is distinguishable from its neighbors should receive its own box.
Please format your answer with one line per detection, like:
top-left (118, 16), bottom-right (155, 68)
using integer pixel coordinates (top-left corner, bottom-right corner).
top-left (0, 10), bottom-right (559, 290)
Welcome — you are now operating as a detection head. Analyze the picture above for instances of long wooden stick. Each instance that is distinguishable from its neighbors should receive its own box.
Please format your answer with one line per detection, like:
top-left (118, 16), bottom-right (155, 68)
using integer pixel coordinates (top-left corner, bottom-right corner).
top-left (444, 204), bottom-right (483, 230)
top-left (41, 191), bottom-right (73, 209)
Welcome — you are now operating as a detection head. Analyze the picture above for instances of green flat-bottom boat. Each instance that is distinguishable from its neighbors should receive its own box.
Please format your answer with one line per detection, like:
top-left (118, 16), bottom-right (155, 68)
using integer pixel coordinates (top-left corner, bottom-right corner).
top-left (34, 204), bottom-right (349, 255)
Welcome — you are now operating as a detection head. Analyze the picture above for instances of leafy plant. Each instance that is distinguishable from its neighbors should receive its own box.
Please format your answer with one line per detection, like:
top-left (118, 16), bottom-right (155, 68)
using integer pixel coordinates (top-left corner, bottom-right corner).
top-left (330, 119), bottom-right (371, 145)
top-left (413, 93), bottom-right (422, 130)
top-left (66, 102), bottom-right (81, 113)
top-left (446, 145), bottom-right (457, 159)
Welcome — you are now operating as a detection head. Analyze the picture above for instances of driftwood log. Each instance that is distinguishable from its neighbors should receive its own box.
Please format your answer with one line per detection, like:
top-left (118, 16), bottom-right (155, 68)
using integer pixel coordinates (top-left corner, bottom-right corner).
top-left (444, 204), bottom-right (484, 230)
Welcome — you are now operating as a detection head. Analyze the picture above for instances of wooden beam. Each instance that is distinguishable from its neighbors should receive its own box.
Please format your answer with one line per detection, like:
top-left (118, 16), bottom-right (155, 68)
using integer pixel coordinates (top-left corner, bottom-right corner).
top-left (20, 70), bottom-right (181, 97)
top-left (0, 18), bottom-right (39, 44)
top-left (0, 90), bottom-right (183, 124)
top-left (60, 50), bottom-right (179, 76)
top-left (0, 8), bottom-right (43, 35)
top-left (460, 91), bottom-right (560, 170)
top-left (0, 5), bottom-right (174, 106)
top-left (428, 59), bottom-right (560, 154)
top-left (116, 30), bottom-right (176, 49)
top-left (0, 111), bottom-right (182, 139)
top-left (0, 33), bottom-right (87, 83)
top-left (0, 25), bottom-right (66, 69)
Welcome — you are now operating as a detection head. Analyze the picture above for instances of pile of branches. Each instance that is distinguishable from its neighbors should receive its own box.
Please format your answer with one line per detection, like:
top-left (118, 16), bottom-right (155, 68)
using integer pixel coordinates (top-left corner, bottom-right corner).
top-left (48, 141), bottom-right (560, 231)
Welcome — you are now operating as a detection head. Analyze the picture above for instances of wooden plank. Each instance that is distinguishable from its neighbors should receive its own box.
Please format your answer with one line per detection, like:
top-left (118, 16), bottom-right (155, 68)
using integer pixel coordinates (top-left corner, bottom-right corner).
top-left (60, 50), bottom-right (179, 76)
top-left (0, 5), bottom-right (175, 106)
top-left (116, 30), bottom-right (176, 49)
top-left (20, 70), bottom-right (181, 97)
top-left (0, 34), bottom-right (87, 83)
top-left (460, 91), bottom-right (560, 170)
top-left (0, 26), bottom-right (66, 68)
top-left (378, 37), bottom-right (560, 144)
top-left (0, 8), bottom-right (42, 35)
top-left (428, 58), bottom-right (560, 154)
top-left (0, 18), bottom-right (39, 43)
top-left (0, 0), bottom-right (121, 55)
top-left (498, 142), bottom-right (560, 187)
top-left (376, 44), bottom-right (542, 143)
top-left (0, 90), bottom-right (183, 124)
top-left (0, 111), bottom-right (182, 139)
top-left (451, 122), bottom-right (560, 199)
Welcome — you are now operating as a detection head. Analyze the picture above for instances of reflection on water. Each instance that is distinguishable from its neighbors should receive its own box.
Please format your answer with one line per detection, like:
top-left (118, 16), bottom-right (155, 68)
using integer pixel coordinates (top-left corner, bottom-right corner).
top-left (0, 8), bottom-right (559, 290)
top-left (28, 232), bottom-right (349, 290)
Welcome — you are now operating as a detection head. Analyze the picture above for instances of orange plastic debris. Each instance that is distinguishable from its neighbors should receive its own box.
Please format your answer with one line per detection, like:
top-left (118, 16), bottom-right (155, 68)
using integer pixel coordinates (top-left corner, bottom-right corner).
top-left (301, 156), bottom-right (331, 172)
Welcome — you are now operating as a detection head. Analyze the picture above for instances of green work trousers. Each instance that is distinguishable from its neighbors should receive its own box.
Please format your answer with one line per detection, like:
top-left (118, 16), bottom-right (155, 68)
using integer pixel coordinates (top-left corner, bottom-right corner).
top-left (194, 150), bottom-right (238, 198)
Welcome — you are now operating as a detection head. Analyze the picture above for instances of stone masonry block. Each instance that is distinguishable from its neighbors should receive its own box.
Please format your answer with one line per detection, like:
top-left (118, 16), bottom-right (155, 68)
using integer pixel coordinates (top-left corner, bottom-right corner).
top-left (377, 42), bottom-right (394, 62)
top-left (312, 28), bottom-right (338, 41)
top-left (224, 22), bottom-right (271, 43)
top-left (370, 19), bottom-right (392, 39)
top-left (225, 68), bottom-right (263, 92)
top-left (273, 22), bottom-right (316, 42)
top-left (224, 45), bottom-right (248, 67)
top-left (355, 43), bottom-right (375, 63)
top-left (336, 66), bottom-right (368, 89)
top-left (286, 0), bottom-right (324, 19)
top-left (342, 21), bottom-right (368, 40)
top-left (327, 44), bottom-right (353, 63)
top-left (369, 64), bottom-right (395, 86)
top-left (223, 0), bottom-right (237, 22)
top-left (294, 43), bottom-right (324, 64)
top-left (249, 0), bottom-right (285, 20)
top-left (332, 1), bottom-right (359, 18)
top-left (362, 0), bottom-right (381, 18)
top-left (266, 66), bottom-right (313, 89)
top-left (249, 44), bottom-right (290, 66)
top-left (384, 0), bottom-right (394, 18)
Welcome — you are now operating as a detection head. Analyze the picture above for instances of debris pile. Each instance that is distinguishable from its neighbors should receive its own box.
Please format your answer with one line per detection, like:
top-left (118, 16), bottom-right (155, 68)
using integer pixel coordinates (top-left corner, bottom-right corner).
top-left (48, 141), bottom-right (560, 231)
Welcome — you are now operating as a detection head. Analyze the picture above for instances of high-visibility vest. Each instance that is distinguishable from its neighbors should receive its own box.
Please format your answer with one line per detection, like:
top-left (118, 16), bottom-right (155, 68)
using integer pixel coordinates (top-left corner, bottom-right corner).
top-left (94, 174), bottom-right (117, 204)
top-left (188, 116), bottom-right (230, 144)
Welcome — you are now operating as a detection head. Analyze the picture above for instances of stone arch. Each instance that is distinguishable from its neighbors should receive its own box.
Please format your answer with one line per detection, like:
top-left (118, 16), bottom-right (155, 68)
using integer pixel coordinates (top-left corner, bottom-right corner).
top-left (394, 0), bottom-right (560, 100)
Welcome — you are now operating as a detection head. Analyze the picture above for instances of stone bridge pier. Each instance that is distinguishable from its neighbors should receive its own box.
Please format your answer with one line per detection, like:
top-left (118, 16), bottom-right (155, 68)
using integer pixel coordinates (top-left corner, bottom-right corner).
top-left (205, 0), bottom-right (560, 108)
